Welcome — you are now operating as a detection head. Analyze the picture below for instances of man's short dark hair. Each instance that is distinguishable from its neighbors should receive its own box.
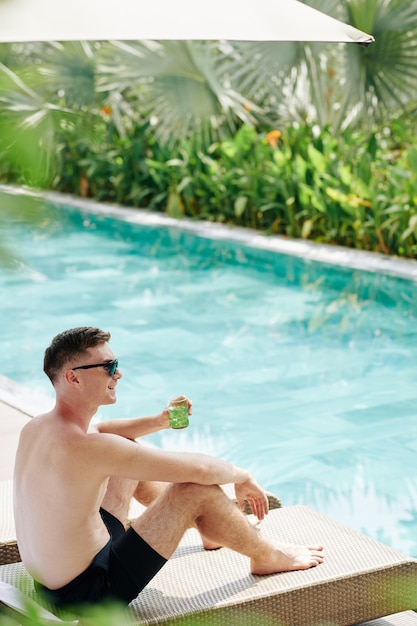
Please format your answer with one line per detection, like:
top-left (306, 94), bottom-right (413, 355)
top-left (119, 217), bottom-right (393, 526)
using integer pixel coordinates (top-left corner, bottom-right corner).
top-left (44, 327), bottom-right (111, 384)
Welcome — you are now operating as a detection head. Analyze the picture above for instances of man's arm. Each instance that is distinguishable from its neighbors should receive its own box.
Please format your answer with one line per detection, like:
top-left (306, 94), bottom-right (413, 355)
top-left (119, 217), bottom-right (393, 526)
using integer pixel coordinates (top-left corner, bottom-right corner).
top-left (89, 431), bottom-right (249, 484)
top-left (94, 411), bottom-right (170, 439)
top-left (94, 397), bottom-right (192, 439)
top-left (87, 432), bottom-right (269, 519)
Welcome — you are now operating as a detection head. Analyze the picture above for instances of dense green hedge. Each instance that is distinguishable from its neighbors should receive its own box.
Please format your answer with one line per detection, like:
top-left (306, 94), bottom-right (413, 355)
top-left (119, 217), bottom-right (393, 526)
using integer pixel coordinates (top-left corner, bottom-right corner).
top-left (2, 117), bottom-right (417, 259)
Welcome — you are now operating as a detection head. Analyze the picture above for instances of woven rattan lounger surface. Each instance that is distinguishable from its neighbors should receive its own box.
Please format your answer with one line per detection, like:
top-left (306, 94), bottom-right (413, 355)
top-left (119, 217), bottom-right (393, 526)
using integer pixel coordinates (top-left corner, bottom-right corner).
top-left (1, 505), bottom-right (417, 626)
top-left (0, 480), bottom-right (19, 565)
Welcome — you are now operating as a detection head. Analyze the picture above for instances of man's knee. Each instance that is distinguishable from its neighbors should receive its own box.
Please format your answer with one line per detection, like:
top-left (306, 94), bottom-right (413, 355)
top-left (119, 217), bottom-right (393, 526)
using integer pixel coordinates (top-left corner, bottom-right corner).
top-left (168, 482), bottom-right (222, 504)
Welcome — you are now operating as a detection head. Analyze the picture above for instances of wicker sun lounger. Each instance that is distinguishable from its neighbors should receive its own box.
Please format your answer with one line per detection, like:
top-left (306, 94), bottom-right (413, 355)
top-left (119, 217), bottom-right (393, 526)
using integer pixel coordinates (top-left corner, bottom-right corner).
top-left (1, 500), bottom-right (417, 626)
top-left (0, 480), bottom-right (19, 566)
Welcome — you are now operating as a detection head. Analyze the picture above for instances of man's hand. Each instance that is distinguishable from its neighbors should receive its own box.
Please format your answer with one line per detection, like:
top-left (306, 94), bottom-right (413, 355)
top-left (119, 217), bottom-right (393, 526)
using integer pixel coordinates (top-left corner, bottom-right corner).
top-left (234, 477), bottom-right (269, 521)
top-left (167, 395), bottom-right (193, 415)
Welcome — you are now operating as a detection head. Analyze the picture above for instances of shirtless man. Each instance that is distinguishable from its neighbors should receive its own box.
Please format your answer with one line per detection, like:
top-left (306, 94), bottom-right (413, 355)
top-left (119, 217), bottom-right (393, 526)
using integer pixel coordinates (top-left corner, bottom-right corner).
top-left (14, 327), bottom-right (324, 609)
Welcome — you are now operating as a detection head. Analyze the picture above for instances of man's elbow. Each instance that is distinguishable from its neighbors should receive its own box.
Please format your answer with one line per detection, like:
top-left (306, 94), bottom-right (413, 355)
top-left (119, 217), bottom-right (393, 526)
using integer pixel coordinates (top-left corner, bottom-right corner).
top-left (191, 458), bottom-right (224, 486)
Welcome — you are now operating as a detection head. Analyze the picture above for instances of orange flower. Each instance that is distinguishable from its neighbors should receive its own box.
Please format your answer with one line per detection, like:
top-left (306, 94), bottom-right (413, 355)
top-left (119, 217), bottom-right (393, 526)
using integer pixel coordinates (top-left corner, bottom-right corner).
top-left (101, 105), bottom-right (112, 115)
top-left (244, 102), bottom-right (252, 112)
top-left (265, 130), bottom-right (281, 148)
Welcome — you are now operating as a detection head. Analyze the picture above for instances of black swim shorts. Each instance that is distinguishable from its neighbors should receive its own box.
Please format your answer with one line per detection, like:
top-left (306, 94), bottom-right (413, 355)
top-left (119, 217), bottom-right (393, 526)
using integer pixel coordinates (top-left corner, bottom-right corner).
top-left (34, 508), bottom-right (167, 608)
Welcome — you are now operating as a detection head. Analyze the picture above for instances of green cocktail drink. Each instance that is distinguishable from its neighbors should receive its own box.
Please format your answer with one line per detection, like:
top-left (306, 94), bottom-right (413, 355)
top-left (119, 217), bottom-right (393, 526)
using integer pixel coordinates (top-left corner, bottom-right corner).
top-left (168, 397), bottom-right (189, 429)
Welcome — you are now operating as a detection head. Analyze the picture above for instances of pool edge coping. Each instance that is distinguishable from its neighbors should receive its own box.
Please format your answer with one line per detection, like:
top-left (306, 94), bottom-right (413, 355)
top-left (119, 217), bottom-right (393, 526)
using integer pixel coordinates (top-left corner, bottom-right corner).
top-left (2, 183), bottom-right (417, 281)
top-left (0, 374), bottom-right (52, 417)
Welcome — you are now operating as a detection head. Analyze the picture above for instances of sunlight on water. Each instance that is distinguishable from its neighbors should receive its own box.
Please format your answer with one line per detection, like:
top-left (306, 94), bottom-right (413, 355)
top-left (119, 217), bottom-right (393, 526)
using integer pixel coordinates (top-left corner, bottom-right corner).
top-left (2, 198), bottom-right (417, 556)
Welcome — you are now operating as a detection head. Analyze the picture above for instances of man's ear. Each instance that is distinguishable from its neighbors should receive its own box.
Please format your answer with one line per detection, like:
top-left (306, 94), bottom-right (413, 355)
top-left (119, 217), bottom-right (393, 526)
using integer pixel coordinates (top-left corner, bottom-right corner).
top-left (64, 369), bottom-right (79, 386)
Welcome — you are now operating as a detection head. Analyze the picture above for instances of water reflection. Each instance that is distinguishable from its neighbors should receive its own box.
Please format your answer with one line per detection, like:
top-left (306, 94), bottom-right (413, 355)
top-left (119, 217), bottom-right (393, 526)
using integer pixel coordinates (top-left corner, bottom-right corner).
top-left (275, 465), bottom-right (417, 558)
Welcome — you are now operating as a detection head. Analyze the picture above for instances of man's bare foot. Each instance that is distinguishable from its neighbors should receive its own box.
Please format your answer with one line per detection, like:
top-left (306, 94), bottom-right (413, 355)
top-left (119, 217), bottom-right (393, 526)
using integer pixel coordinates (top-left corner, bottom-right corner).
top-left (250, 543), bottom-right (324, 575)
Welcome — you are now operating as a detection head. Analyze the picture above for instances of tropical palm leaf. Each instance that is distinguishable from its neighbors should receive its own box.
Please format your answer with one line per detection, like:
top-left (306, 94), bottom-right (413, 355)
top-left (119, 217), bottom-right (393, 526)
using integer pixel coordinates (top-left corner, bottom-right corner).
top-left (32, 41), bottom-right (97, 108)
top-left (97, 40), bottom-right (264, 142)
top-left (0, 61), bottom-right (78, 185)
top-left (339, 0), bottom-right (417, 127)
top-left (281, 0), bottom-right (417, 131)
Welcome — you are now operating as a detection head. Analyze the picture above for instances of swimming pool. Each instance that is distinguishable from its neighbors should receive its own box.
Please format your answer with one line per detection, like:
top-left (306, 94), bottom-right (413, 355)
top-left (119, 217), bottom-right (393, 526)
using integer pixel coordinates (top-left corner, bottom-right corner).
top-left (2, 189), bottom-right (417, 556)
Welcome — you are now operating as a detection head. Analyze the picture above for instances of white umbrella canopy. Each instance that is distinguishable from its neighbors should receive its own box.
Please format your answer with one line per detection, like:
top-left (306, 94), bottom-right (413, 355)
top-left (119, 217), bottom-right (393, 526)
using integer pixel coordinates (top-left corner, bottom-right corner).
top-left (0, 0), bottom-right (374, 44)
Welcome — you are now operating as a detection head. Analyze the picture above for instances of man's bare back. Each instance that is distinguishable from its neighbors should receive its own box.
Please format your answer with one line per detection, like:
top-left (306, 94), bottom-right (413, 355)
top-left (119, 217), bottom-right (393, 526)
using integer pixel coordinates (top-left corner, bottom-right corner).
top-left (14, 414), bottom-right (111, 588)
top-left (14, 327), bottom-right (324, 607)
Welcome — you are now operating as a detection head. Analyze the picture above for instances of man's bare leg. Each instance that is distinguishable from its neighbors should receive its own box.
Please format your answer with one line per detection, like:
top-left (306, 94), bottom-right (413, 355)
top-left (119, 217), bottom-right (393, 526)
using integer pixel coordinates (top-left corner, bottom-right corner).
top-left (107, 440), bottom-right (254, 550)
top-left (100, 476), bottom-right (139, 526)
top-left (132, 483), bottom-right (324, 574)
top-left (133, 480), bottom-right (166, 507)
top-left (133, 480), bottom-right (258, 550)
top-left (101, 477), bottom-right (225, 549)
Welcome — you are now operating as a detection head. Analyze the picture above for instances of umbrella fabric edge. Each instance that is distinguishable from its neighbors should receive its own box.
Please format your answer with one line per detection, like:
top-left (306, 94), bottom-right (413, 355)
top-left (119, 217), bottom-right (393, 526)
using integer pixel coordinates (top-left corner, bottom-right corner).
top-left (0, 0), bottom-right (374, 44)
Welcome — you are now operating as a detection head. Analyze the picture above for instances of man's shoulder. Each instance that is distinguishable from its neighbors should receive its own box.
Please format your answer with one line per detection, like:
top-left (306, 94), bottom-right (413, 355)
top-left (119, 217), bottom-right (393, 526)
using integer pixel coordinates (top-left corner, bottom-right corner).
top-left (19, 413), bottom-right (47, 437)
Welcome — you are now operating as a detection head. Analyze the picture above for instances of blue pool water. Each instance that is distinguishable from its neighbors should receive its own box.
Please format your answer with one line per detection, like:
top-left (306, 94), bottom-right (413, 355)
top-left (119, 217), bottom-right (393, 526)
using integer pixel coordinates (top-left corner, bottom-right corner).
top-left (2, 195), bottom-right (417, 556)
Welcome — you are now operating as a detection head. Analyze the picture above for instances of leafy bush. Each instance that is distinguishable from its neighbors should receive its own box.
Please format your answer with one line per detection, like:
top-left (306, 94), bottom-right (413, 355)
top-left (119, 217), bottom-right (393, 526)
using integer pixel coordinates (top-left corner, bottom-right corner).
top-left (39, 116), bottom-right (417, 259)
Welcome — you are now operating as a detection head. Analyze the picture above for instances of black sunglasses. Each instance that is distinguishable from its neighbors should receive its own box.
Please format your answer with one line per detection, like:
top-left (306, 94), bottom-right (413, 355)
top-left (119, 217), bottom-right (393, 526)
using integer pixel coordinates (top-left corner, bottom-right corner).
top-left (72, 359), bottom-right (118, 377)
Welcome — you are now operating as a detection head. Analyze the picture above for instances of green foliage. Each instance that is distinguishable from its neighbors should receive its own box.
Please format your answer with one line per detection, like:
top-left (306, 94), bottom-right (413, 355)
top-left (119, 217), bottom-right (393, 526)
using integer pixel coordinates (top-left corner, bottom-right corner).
top-left (30, 115), bottom-right (415, 259)
top-left (0, 599), bottom-right (283, 626)
top-left (2, 109), bottom-right (417, 258)
top-left (0, 598), bottom-right (130, 626)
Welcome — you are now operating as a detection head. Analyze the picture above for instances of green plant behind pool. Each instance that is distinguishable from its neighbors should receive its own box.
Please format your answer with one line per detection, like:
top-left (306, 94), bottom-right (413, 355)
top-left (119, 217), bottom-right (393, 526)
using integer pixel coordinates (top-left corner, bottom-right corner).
top-left (1, 117), bottom-right (417, 259)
